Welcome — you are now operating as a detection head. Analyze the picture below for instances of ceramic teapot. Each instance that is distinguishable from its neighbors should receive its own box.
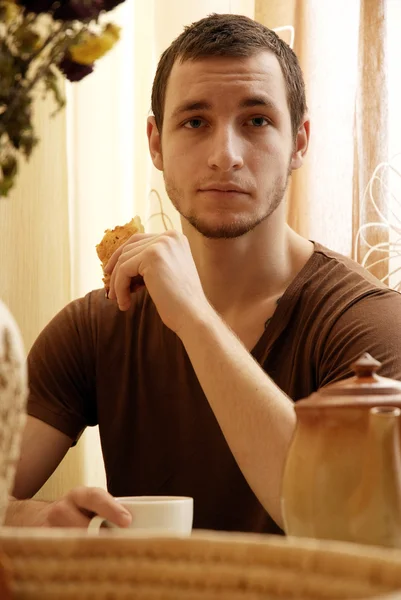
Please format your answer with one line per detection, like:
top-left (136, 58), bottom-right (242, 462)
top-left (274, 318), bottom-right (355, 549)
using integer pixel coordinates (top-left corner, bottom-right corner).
top-left (281, 353), bottom-right (401, 548)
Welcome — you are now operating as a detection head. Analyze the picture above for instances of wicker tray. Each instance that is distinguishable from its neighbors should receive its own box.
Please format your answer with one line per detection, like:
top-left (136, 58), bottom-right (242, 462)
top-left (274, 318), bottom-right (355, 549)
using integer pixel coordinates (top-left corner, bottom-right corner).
top-left (1, 528), bottom-right (401, 599)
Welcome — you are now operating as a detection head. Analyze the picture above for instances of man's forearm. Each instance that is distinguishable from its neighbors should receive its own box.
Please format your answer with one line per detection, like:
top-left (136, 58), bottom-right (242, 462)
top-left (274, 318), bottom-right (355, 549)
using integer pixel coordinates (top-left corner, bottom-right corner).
top-left (178, 306), bottom-right (296, 528)
top-left (5, 496), bottom-right (50, 527)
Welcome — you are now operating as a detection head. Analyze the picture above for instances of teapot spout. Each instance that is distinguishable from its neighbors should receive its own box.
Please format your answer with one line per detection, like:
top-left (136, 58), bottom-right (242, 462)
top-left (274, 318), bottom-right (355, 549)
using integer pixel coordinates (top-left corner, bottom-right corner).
top-left (349, 406), bottom-right (401, 547)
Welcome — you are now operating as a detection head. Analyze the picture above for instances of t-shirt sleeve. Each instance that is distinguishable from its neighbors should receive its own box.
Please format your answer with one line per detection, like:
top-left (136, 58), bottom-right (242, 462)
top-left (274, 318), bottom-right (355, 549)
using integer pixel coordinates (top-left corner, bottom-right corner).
top-left (317, 289), bottom-right (401, 388)
top-left (27, 294), bottom-right (97, 443)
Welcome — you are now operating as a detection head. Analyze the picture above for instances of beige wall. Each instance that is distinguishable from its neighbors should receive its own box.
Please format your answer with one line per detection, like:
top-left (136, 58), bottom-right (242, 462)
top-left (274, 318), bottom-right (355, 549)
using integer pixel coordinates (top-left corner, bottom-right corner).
top-left (0, 91), bottom-right (86, 499)
top-left (0, 97), bottom-right (70, 352)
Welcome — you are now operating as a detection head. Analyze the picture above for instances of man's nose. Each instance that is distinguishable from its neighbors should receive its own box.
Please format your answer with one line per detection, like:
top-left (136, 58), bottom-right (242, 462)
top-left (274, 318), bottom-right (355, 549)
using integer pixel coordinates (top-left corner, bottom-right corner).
top-left (207, 127), bottom-right (244, 172)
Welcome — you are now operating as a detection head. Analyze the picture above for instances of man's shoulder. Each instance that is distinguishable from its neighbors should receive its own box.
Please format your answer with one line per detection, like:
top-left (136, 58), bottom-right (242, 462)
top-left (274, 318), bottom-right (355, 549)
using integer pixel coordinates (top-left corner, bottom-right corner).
top-left (274, 243), bottom-right (401, 394)
top-left (45, 287), bottom-right (163, 351)
top-left (304, 241), bottom-right (398, 301)
top-left (312, 242), bottom-right (384, 278)
top-left (290, 241), bottom-right (401, 349)
top-left (65, 286), bottom-right (152, 322)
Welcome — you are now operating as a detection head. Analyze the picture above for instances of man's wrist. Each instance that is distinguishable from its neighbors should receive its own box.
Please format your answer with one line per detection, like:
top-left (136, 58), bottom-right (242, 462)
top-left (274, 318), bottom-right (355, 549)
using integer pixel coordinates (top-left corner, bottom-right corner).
top-left (5, 496), bottom-right (50, 527)
top-left (176, 299), bottom-right (221, 343)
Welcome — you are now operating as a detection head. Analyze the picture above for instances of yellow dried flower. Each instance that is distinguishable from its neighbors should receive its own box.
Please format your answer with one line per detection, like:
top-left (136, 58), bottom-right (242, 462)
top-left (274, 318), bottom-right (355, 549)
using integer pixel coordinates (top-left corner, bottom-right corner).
top-left (15, 28), bottom-right (42, 54)
top-left (0, 0), bottom-right (21, 22)
top-left (69, 24), bottom-right (121, 66)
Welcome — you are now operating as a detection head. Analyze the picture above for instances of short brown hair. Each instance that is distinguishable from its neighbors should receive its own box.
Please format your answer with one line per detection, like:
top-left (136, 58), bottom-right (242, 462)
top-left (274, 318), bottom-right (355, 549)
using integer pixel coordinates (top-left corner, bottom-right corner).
top-left (151, 13), bottom-right (307, 140)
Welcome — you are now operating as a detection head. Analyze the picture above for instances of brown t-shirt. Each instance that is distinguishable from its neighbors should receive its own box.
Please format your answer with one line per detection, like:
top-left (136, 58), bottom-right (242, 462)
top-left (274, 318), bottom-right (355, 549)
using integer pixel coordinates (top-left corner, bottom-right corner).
top-left (27, 243), bottom-right (401, 534)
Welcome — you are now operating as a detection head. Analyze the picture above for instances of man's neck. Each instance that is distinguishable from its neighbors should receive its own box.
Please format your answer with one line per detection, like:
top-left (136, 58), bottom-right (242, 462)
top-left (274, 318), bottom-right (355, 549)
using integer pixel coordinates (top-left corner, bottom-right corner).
top-left (182, 212), bottom-right (314, 317)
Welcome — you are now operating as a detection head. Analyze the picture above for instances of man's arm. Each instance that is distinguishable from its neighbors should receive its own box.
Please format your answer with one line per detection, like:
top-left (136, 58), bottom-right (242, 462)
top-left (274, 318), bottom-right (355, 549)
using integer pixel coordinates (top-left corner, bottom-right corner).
top-left (9, 294), bottom-right (135, 528)
top-left (7, 416), bottom-right (132, 527)
top-left (7, 415), bottom-right (69, 526)
top-left (177, 306), bottom-right (295, 528)
top-left (13, 416), bottom-right (72, 500)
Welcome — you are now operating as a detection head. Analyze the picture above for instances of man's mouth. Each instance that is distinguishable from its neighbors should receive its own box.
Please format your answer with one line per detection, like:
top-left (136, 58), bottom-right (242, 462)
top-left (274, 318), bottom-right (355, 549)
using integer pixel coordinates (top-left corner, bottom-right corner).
top-left (199, 184), bottom-right (248, 194)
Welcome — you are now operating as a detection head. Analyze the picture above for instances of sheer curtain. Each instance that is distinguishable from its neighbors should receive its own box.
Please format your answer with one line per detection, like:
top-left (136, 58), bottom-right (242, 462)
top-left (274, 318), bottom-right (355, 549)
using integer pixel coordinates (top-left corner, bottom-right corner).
top-left (386, 0), bottom-right (401, 291)
top-left (257, 0), bottom-right (359, 257)
top-left (353, 1), bottom-right (388, 281)
top-left (357, 0), bottom-right (401, 290)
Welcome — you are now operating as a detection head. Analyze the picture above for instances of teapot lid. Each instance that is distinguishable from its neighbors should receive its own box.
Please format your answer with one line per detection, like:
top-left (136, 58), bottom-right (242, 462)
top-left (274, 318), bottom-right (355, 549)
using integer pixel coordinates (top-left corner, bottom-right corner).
top-left (297, 353), bottom-right (401, 408)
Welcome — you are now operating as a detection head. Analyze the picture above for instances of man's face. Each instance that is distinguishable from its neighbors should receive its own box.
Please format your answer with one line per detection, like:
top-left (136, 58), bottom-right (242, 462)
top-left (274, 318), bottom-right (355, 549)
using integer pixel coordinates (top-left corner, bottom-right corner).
top-left (149, 51), bottom-right (306, 239)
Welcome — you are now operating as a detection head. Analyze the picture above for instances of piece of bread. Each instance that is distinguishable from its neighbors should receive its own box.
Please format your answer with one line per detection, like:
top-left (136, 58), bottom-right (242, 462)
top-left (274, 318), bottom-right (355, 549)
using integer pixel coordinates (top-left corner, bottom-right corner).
top-left (96, 216), bottom-right (144, 293)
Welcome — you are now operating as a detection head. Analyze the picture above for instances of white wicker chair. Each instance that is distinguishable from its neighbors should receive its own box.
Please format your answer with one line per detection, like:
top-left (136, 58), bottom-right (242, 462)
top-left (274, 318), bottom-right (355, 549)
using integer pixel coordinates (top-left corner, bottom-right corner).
top-left (0, 300), bottom-right (27, 526)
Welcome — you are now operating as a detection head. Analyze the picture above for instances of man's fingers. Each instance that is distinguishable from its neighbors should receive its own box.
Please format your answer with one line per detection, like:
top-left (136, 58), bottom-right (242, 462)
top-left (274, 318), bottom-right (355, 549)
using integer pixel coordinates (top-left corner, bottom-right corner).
top-left (107, 233), bottom-right (169, 308)
top-left (108, 240), bottom-right (156, 303)
top-left (113, 257), bottom-right (142, 311)
top-left (104, 233), bottom-right (156, 274)
top-left (69, 487), bottom-right (131, 527)
top-left (47, 499), bottom-right (93, 528)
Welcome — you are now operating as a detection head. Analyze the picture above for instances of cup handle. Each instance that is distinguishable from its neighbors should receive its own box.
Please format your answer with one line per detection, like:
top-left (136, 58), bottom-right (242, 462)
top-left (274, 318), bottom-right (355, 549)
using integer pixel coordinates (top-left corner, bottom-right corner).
top-left (88, 515), bottom-right (118, 531)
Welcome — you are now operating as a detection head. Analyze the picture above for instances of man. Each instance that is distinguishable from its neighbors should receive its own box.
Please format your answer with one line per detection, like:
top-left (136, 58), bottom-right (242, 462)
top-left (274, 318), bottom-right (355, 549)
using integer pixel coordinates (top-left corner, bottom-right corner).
top-left (6, 14), bottom-right (401, 533)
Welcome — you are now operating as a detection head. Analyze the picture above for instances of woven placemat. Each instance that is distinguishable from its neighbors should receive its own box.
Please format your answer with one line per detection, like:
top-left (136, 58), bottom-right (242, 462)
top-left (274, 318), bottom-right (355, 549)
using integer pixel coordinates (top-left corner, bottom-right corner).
top-left (1, 528), bottom-right (401, 599)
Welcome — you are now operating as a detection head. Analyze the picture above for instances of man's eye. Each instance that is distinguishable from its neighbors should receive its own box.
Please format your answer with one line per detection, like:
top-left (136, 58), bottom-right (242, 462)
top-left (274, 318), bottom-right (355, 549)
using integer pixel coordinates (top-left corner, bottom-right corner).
top-left (184, 119), bottom-right (205, 129)
top-left (247, 117), bottom-right (269, 127)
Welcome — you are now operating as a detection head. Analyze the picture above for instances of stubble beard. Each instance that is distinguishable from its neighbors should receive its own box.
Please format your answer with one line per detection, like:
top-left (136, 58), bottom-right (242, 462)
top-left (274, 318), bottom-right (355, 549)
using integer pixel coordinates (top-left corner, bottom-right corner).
top-left (164, 169), bottom-right (291, 240)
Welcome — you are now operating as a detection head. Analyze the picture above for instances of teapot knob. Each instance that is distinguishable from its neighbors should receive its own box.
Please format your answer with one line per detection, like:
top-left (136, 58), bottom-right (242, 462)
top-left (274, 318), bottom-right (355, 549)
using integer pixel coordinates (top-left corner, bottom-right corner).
top-left (351, 353), bottom-right (382, 379)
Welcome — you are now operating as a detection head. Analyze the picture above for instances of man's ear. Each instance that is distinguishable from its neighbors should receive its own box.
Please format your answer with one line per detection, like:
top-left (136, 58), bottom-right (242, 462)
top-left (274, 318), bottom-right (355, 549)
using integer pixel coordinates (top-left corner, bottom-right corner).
top-left (147, 116), bottom-right (163, 171)
top-left (290, 115), bottom-right (310, 171)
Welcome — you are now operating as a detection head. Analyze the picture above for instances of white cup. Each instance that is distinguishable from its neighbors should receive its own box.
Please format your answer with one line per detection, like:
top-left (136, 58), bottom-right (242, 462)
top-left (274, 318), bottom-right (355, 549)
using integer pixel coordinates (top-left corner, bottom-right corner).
top-left (88, 495), bottom-right (193, 535)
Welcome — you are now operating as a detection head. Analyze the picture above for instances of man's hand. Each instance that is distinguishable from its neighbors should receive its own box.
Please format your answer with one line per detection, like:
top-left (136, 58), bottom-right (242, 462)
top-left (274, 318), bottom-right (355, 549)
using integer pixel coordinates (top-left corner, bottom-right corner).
top-left (105, 230), bottom-right (212, 335)
top-left (7, 487), bottom-right (132, 528)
